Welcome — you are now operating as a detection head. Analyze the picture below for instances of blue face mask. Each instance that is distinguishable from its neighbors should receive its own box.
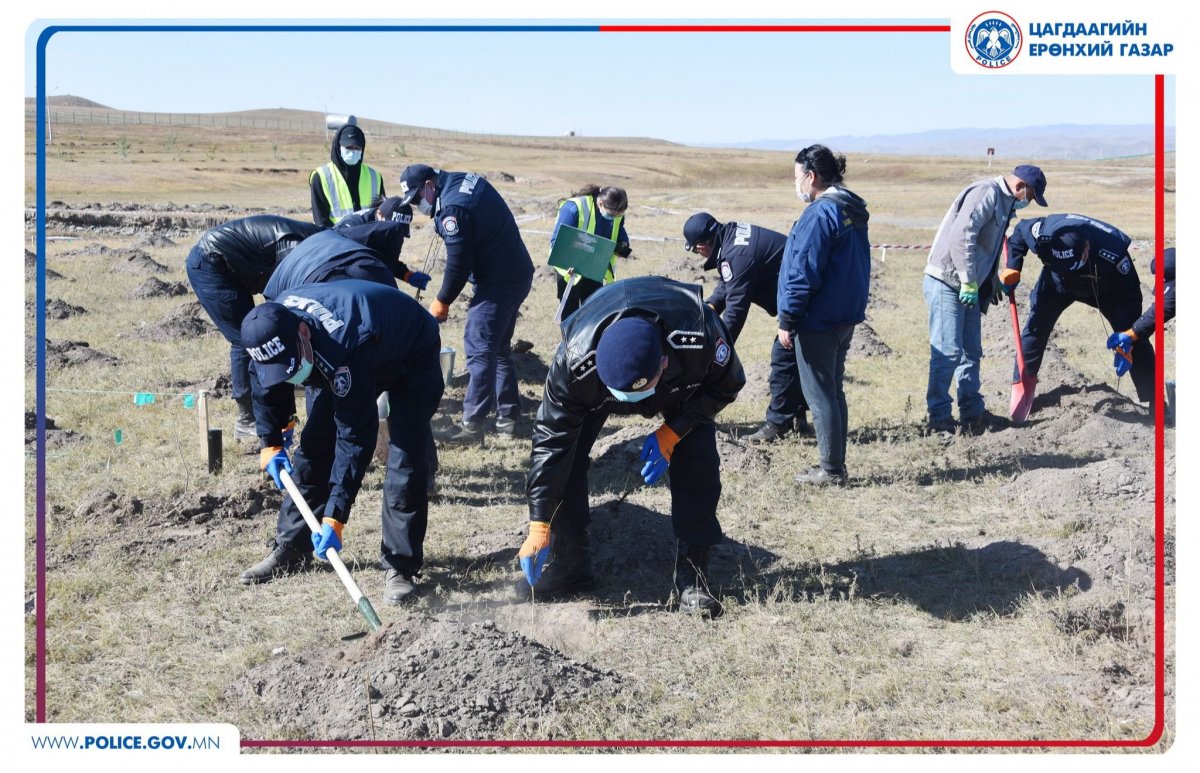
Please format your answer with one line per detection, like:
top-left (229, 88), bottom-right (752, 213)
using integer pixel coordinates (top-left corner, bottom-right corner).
top-left (1014, 198), bottom-right (1031, 210)
top-left (286, 358), bottom-right (313, 385)
top-left (340, 148), bottom-right (363, 166)
top-left (607, 385), bottom-right (655, 403)
top-left (598, 210), bottom-right (615, 221)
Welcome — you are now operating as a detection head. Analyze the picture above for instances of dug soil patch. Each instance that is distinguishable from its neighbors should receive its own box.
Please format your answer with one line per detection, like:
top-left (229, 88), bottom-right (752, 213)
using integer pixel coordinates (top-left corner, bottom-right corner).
top-left (848, 322), bottom-right (893, 359)
top-left (130, 277), bottom-right (190, 299)
top-left (25, 412), bottom-right (85, 449)
top-left (34, 338), bottom-right (120, 369)
top-left (125, 301), bottom-right (216, 340)
top-left (28, 299), bottom-right (87, 320)
top-left (110, 249), bottom-right (170, 275)
top-left (225, 618), bottom-right (622, 740)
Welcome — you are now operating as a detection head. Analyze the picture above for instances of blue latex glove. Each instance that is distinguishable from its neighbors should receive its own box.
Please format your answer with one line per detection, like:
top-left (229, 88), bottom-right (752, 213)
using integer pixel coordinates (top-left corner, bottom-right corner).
top-left (639, 429), bottom-right (678, 485)
top-left (518, 522), bottom-right (551, 587)
top-left (1107, 330), bottom-right (1135, 376)
top-left (259, 446), bottom-right (293, 490)
top-left (406, 271), bottom-right (432, 291)
top-left (311, 518), bottom-right (344, 560)
top-left (958, 281), bottom-right (979, 307)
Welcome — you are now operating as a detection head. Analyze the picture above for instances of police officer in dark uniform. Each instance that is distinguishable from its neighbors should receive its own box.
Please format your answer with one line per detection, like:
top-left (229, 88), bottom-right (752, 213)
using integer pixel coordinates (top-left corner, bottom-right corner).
top-left (395, 164), bottom-right (535, 443)
top-left (1001, 213), bottom-right (1154, 409)
top-left (186, 215), bottom-right (323, 440)
top-left (237, 280), bottom-right (443, 604)
top-left (684, 212), bottom-right (809, 443)
top-left (1110, 247), bottom-right (1176, 421)
top-left (517, 276), bottom-right (746, 616)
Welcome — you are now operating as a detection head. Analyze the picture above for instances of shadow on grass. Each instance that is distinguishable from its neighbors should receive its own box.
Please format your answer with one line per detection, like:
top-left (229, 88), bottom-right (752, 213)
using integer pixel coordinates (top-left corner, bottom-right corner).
top-left (745, 540), bottom-right (1091, 621)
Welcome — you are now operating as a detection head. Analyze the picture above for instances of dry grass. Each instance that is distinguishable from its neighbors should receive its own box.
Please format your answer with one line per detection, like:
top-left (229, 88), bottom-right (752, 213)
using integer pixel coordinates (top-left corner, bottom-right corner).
top-left (26, 112), bottom-right (1174, 749)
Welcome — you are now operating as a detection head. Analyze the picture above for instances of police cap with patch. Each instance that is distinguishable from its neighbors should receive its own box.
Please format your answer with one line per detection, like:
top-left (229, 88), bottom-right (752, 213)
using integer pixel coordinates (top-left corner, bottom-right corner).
top-left (595, 317), bottom-right (663, 391)
top-left (396, 164), bottom-right (438, 205)
top-left (241, 303), bottom-right (304, 388)
top-left (683, 212), bottom-right (720, 252)
top-left (377, 196), bottom-right (413, 223)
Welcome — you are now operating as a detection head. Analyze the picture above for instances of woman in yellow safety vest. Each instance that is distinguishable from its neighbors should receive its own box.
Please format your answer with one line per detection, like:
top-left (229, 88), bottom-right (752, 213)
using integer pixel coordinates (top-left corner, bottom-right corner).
top-left (550, 185), bottom-right (632, 316)
top-left (309, 123), bottom-right (385, 227)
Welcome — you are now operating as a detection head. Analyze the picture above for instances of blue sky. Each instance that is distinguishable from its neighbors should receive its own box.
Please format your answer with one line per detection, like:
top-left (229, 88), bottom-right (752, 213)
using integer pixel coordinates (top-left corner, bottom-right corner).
top-left (28, 25), bottom-right (1173, 145)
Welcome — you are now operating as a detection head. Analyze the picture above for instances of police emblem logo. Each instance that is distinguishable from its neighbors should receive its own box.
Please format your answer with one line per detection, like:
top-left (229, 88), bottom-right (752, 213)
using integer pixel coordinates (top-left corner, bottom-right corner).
top-left (714, 338), bottom-right (731, 366)
top-left (965, 11), bottom-right (1022, 68)
top-left (442, 216), bottom-right (459, 235)
top-left (1118, 258), bottom-right (1132, 275)
top-left (720, 261), bottom-right (733, 282)
top-left (332, 366), bottom-right (352, 397)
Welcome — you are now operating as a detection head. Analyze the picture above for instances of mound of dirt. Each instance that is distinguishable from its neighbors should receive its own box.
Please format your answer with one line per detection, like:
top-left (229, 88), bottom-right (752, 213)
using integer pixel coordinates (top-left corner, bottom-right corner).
top-left (111, 249), bottom-right (169, 274)
top-left (170, 373), bottom-right (233, 401)
top-left (657, 255), bottom-right (707, 283)
top-left (34, 338), bottom-right (119, 369)
top-left (1001, 457), bottom-right (1148, 515)
top-left (28, 298), bottom-right (87, 320)
top-left (130, 277), bottom-right (190, 299)
top-left (125, 302), bottom-right (215, 340)
top-left (225, 618), bottom-right (622, 740)
top-left (130, 233), bottom-right (177, 249)
top-left (25, 412), bottom-right (85, 449)
top-left (24, 249), bottom-right (36, 267)
top-left (848, 322), bottom-right (892, 359)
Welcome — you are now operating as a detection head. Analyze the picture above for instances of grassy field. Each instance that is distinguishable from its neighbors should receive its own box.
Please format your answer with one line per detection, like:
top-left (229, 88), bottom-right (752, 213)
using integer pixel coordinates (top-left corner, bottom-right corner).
top-left (25, 110), bottom-right (1175, 750)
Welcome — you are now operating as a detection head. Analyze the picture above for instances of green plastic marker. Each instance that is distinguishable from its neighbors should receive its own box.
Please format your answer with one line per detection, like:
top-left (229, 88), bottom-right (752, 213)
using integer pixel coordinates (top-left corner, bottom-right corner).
top-left (134, 392), bottom-right (156, 406)
top-left (114, 429), bottom-right (123, 444)
top-left (182, 394), bottom-right (195, 409)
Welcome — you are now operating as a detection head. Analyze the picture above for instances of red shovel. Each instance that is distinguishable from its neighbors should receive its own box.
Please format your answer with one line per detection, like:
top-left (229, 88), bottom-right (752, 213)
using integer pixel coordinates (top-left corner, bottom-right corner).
top-left (1008, 290), bottom-right (1036, 424)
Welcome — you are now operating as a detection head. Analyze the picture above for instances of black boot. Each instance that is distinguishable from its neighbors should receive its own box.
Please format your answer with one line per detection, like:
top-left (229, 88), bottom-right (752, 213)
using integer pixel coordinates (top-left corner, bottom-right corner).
top-left (239, 543), bottom-right (310, 585)
top-left (675, 544), bottom-right (722, 618)
top-left (535, 530), bottom-right (597, 595)
top-left (744, 421), bottom-right (790, 444)
top-left (384, 569), bottom-right (418, 604)
top-left (234, 396), bottom-right (257, 441)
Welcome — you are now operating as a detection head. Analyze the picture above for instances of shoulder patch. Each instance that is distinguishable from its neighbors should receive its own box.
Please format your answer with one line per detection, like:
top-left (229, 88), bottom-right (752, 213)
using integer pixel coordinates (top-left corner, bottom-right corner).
top-left (441, 215), bottom-right (459, 236)
top-left (714, 338), bottom-right (731, 366)
top-left (1117, 257), bottom-right (1132, 275)
top-left (668, 330), bottom-right (705, 350)
top-left (719, 261), bottom-right (733, 282)
top-left (570, 350), bottom-right (597, 381)
top-left (332, 366), bottom-right (352, 398)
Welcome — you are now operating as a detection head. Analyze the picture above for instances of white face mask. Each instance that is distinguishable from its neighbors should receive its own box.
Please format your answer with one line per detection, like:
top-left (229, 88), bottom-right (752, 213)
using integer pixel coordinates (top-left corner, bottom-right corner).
top-left (796, 174), bottom-right (813, 203)
top-left (417, 196), bottom-right (434, 217)
top-left (340, 148), bottom-right (363, 166)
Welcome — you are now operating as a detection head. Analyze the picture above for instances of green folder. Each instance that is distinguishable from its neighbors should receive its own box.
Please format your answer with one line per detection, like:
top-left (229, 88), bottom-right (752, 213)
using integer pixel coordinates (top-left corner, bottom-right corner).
top-left (547, 224), bottom-right (616, 284)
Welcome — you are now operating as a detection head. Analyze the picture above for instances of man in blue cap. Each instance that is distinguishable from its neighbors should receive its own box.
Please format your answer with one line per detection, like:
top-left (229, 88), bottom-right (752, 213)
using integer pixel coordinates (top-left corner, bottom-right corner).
top-left (1001, 213), bottom-right (1154, 414)
top-left (237, 280), bottom-right (442, 604)
top-left (684, 211), bottom-right (808, 443)
top-left (923, 164), bottom-right (1048, 433)
top-left (517, 276), bottom-right (746, 617)
top-left (395, 164), bottom-right (534, 443)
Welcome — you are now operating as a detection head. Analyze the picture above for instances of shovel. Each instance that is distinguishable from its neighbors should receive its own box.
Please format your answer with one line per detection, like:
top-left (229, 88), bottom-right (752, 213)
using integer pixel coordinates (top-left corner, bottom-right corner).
top-left (279, 469), bottom-right (382, 632)
top-left (1007, 290), bottom-right (1037, 424)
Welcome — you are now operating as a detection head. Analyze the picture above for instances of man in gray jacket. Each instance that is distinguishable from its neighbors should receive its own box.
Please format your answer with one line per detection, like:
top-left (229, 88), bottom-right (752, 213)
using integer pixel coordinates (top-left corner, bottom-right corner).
top-left (923, 165), bottom-right (1048, 432)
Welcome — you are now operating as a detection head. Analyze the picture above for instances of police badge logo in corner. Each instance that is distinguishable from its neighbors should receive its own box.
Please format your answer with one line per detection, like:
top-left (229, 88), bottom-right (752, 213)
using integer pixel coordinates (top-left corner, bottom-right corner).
top-left (333, 366), bottom-right (352, 397)
top-left (966, 11), bottom-right (1022, 68)
top-left (714, 338), bottom-right (731, 366)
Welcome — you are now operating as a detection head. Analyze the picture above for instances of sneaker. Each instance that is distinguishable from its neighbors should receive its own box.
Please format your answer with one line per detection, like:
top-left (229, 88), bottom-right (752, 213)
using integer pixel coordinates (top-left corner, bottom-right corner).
top-left (744, 421), bottom-right (790, 444)
top-left (925, 416), bottom-right (957, 435)
top-left (239, 543), bottom-right (310, 585)
top-left (793, 465), bottom-right (848, 487)
top-left (494, 416), bottom-right (518, 438)
top-left (383, 569), bottom-right (418, 604)
top-left (438, 422), bottom-right (485, 446)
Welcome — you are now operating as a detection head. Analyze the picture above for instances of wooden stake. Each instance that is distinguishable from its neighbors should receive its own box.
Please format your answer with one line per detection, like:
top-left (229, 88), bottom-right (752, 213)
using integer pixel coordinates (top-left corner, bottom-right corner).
top-left (197, 389), bottom-right (210, 465)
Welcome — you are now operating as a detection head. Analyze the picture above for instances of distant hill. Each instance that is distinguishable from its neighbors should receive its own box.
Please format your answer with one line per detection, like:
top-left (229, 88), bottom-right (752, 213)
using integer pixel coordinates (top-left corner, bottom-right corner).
top-left (713, 124), bottom-right (1176, 161)
top-left (32, 95), bottom-right (113, 109)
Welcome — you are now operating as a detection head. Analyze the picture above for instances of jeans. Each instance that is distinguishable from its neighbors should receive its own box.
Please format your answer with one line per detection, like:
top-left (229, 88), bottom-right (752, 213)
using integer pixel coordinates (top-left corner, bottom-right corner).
top-left (793, 324), bottom-right (855, 475)
top-left (923, 274), bottom-right (984, 422)
top-left (185, 246), bottom-right (257, 405)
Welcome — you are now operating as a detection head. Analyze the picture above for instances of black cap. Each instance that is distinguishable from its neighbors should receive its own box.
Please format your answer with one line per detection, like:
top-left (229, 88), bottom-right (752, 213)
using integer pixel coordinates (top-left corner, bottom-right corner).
top-left (377, 196), bottom-right (412, 223)
top-left (338, 125), bottom-right (365, 149)
top-left (1045, 228), bottom-right (1088, 272)
top-left (683, 212), bottom-right (720, 251)
top-left (241, 303), bottom-right (303, 388)
top-left (396, 164), bottom-right (437, 205)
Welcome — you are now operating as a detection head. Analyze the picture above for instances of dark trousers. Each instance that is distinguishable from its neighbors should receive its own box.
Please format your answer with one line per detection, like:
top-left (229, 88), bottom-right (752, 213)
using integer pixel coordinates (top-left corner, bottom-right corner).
top-left (1016, 272), bottom-right (1154, 402)
top-left (462, 278), bottom-right (532, 426)
top-left (554, 413), bottom-right (723, 547)
top-left (794, 324), bottom-right (855, 474)
top-left (315, 259), bottom-right (397, 288)
top-left (276, 356), bottom-right (444, 575)
top-left (555, 274), bottom-right (603, 321)
top-left (766, 337), bottom-right (809, 426)
top-left (185, 246), bottom-right (256, 405)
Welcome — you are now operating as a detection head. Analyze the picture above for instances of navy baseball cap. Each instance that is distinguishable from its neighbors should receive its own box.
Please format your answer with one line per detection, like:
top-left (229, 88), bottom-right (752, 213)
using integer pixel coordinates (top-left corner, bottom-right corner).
top-left (1012, 164), bottom-right (1048, 206)
top-left (396, 164), bottom-right (437, 205)
top-left (241, 303), bottom-right (304, 388)
top-left (338, 125), bottom-right (366, 149)
top-left (683, 212), bottom-right (720, 252)
top-left (1045, 228), bottom-right (1089, 272)
top-left (596, 317), bottom-right (663, 391)
top-left (377, 196), bottom-right (413, 223)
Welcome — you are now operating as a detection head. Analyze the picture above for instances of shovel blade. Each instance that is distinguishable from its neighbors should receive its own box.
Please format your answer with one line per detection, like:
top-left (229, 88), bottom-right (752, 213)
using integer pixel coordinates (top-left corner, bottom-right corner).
top-left (1009, 374), bottom-right (1038, 424)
